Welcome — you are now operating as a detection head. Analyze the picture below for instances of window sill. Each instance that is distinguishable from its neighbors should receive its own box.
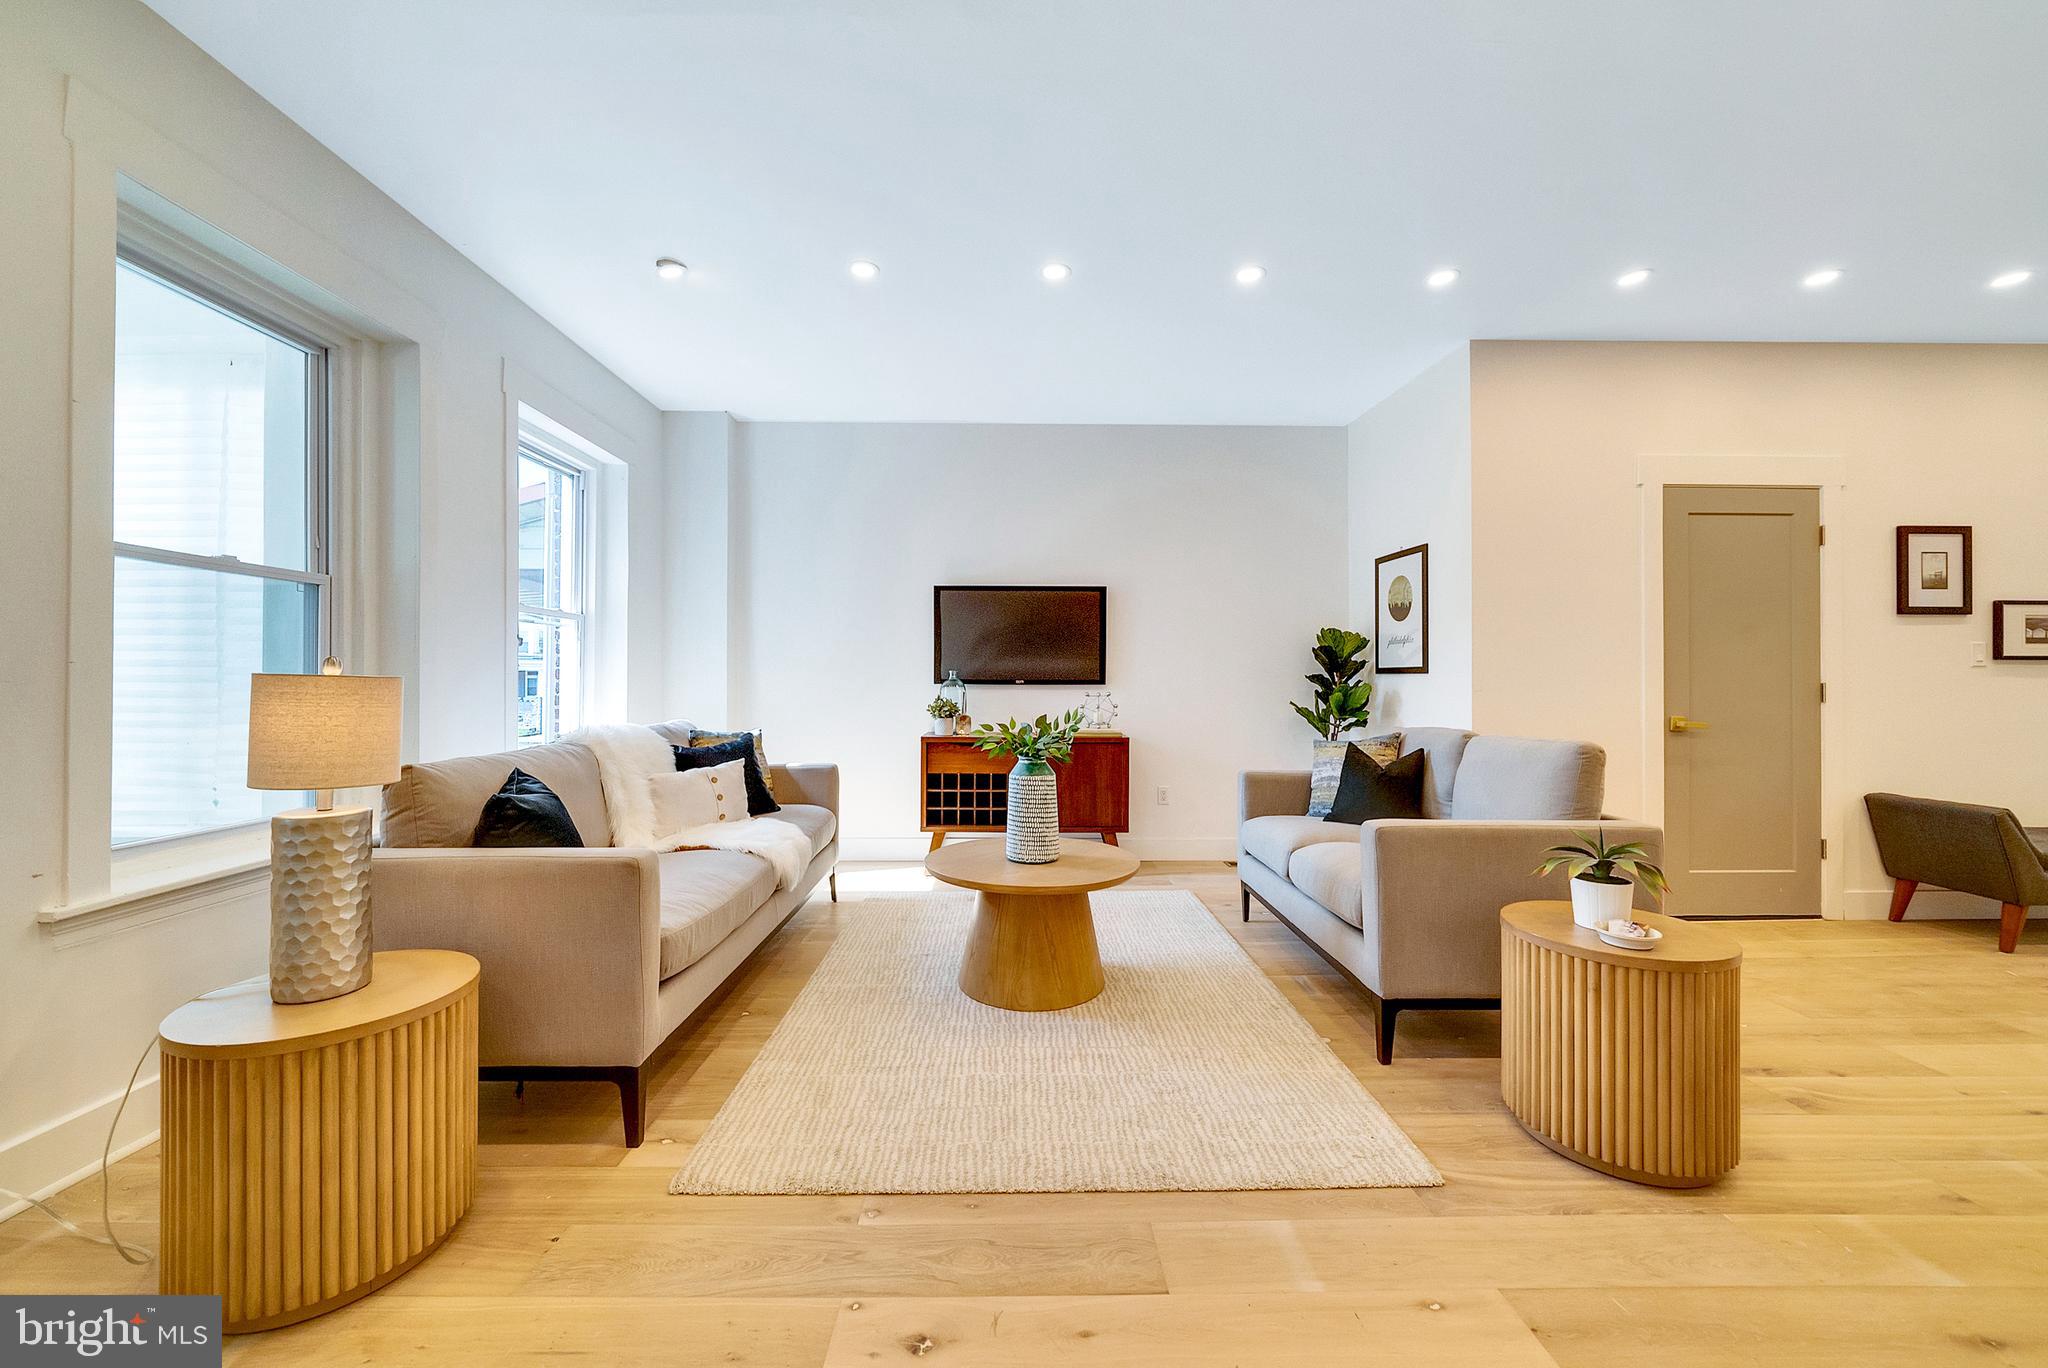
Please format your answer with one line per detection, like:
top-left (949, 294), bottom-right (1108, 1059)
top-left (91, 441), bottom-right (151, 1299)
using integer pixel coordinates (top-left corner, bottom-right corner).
top-left (38, 852), bottom-right (270, 947)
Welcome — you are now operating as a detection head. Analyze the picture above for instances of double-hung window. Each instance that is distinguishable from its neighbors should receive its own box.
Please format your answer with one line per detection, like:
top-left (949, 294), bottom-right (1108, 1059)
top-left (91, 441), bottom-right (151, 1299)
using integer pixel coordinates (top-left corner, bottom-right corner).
top-left (111, 253), bottom-right (329, 845)
top-left (514, 441), bottom-right (588, 745)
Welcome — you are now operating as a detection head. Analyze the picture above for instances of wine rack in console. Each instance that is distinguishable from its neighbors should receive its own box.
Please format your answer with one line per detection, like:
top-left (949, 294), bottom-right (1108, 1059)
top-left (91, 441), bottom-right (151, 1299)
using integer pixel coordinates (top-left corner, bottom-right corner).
top-left (921, 733), bottom-right (1130, 851)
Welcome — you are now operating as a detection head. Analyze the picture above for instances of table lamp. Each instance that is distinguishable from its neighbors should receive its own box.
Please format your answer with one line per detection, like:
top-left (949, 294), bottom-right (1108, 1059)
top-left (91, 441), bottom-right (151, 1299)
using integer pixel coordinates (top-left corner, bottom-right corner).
top-left (247, 658), bottom-right (403, 1004)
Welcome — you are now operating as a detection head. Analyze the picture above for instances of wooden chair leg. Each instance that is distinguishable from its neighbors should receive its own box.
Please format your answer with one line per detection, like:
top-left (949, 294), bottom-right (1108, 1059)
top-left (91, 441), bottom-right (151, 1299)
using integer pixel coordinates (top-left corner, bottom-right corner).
top-left (1888, 878), bottom-right (1919, 922)
top-left (2000, 903), bottom-right (2028, 954)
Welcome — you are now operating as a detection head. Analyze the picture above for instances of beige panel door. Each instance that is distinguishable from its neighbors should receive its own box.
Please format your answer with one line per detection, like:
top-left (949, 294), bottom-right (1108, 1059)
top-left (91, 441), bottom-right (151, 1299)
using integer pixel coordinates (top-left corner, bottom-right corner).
top-left (1663, 486), bottom-right (1822, 917)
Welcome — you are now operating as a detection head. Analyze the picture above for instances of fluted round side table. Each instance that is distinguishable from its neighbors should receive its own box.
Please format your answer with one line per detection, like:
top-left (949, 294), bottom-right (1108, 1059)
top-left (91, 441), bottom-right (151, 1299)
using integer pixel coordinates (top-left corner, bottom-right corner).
top-left (158, 950), bottom-right (479, 1332)
top-left (1500, 902), bottom-right (1741, 1188)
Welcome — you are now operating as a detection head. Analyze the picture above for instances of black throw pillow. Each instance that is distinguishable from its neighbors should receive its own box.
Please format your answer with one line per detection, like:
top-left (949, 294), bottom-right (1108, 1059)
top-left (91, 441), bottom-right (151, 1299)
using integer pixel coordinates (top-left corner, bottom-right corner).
top-left (472, 768), bottom-right (585, 847)
top-left (674, 737), bottom-right (780, 815)
top-left (1325, 745), bottom-right (1427, 824)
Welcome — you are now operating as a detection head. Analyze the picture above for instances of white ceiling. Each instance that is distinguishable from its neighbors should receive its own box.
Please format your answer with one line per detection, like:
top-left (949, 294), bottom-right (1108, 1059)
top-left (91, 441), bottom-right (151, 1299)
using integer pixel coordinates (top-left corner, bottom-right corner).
top-left (143, 0), bottom-right (2048, 424)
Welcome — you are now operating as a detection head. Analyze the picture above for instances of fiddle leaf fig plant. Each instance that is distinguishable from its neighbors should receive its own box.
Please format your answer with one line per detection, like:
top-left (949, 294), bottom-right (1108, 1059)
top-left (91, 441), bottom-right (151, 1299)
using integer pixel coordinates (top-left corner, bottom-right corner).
top-left (1291, 626), bottom-right (1374, 740)
top-left (973, 709), bottom-right (1085, 764)
top-left (1535, 829), bottom-right (1670, 901)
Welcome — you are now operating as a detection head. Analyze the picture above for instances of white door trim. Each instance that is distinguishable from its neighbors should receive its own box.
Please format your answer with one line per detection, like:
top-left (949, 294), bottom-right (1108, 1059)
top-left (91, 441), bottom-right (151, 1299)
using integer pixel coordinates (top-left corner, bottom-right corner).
top-left (1634, 454), bottom-right (1848, 919)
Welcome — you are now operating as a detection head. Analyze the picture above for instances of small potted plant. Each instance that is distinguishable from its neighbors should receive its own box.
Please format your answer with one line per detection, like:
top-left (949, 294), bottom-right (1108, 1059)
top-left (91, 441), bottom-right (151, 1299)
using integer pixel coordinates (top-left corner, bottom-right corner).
top-left (972, 709), bottom-right (1085, 863)
top-left (926, 694), bottom-right (960, 736)
top-left (1535, 829), bottom-right (1670, 929)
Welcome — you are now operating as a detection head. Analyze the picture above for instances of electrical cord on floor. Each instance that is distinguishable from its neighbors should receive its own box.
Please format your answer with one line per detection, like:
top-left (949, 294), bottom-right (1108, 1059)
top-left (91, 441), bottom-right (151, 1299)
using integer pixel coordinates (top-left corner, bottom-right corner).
top-left (0, 1031), bottom-right (158, 1265)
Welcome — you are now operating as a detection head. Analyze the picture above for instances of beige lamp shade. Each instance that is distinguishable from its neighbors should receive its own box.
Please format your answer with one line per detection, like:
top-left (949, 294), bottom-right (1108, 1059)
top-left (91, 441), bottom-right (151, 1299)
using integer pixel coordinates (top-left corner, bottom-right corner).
top-left (247, 660), bottom-right (403, 792)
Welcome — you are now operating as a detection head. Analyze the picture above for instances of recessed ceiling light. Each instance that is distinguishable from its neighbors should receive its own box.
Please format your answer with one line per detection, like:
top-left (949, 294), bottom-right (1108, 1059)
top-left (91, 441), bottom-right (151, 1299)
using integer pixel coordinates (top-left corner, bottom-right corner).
top-left (654, 257), bottom-right (687, 281)
top-left (1426, 268), bottom-right (1460, 289)
top-left (849, 260), bottom-right (880, 281)
top-left (1989, 269), bottom-right (2033, 289)
top-left (1235, 264), bottom-right (1267, 286)
top-left (1802, 268), bottom-right (1844, 289)
top-left (1616, 268), bottom-right (1652, 289)
top-left (1041, 262), bottom-right (1072, 283)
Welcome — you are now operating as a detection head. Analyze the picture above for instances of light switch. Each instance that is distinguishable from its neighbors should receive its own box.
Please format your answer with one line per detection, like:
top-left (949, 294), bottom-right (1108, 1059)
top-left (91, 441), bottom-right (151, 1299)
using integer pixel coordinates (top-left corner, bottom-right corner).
top-left (1971, 641), bottom-right (1988, 667)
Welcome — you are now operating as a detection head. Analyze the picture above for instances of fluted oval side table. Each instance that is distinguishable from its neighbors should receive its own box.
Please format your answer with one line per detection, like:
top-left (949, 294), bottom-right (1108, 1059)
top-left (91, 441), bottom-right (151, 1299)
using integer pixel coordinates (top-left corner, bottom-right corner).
top-left (158, 950), bottom-right (479, 1333)
top-left (1500, 902), bottom-right (1741, 1189)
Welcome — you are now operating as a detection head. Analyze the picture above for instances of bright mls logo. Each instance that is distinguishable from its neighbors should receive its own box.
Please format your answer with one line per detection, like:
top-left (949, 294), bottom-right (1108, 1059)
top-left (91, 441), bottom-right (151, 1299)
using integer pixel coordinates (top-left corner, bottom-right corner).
top-left (3, 1297), bottom-right (219, 1364)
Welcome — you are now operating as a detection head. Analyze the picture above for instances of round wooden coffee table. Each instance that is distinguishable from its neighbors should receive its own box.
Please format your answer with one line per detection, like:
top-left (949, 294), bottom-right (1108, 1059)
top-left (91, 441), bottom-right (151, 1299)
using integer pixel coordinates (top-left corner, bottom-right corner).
top-left (1500, 901), bottom-right (1742, 1188)
top-left (925, 838), bottom-right (1141, 1011)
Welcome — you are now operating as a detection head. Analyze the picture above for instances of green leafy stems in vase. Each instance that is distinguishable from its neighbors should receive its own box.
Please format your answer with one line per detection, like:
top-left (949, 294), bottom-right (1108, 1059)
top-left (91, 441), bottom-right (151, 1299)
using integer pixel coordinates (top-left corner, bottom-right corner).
top-left (1291, 627), bottom-right (1373, 739)
top-left (971, 709), bottom-right (1085, 764)
top-left (1533, 829), bottom-right (1671, 898)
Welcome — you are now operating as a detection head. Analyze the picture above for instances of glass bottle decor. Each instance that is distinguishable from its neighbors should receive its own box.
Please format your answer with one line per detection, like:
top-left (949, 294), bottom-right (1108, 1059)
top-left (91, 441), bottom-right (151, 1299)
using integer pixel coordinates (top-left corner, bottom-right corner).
top-left (939, 670), bottom-right (968, 716)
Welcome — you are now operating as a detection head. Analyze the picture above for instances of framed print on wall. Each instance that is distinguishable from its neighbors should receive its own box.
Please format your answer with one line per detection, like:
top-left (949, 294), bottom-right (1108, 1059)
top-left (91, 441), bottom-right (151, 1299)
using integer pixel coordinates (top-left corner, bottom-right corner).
top-left (1992, 600), bottom-right (2048, 661)
top-left (1895, 525), bottom-right (1972, 615)
top-left (1374, 543), bottom-right (1429, 674)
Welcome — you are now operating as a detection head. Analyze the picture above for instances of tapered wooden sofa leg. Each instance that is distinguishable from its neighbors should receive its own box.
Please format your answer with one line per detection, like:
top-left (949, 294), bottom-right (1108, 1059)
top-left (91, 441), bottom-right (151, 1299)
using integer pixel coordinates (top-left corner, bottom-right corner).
top-left (1888, 878), bottom-right (1919, 921)
top-left (2000, 903), bottom-right (2028, 954)
top-left (616, 1064), bottom-right (648, 1147)
top-left (829, 869), bottom-right (839, 903)
top-left (1373, 999), bottom-right (1400, 1065)
top-left (1241, 883), bottom-right (1252, 922)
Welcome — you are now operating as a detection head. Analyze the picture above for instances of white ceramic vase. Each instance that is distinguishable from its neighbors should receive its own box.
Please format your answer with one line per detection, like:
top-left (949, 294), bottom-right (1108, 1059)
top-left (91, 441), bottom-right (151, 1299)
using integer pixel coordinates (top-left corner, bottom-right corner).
top-left (931, 718), bottom-right (953, 735)
top-left (1570, 875), bottom-right (1633, 930)
top-left (1005, 759), bottom-right (1059, 863)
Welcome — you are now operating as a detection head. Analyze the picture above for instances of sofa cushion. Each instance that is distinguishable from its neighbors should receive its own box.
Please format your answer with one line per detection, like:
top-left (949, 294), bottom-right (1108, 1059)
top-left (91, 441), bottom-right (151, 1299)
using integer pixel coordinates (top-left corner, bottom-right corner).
top-left (1241, 814), bottom-right (1357, 875)
top-left (1398, 727), bottom-right (1475, 819)
top-left (471, 768), bottom-right (585, 848)
top-left (383, 740), bottom-right (609, 849)
top-left (1287, 842), bottom-right (1363, 928)
top-left (1327, 746), bottom-right (1427, 824)
top-left (656, 848), bottom-right (778, 978)
top-left (772, 803), bottom-right (838, 859)
top-left (1451, 736), bottom-right (1605, 821)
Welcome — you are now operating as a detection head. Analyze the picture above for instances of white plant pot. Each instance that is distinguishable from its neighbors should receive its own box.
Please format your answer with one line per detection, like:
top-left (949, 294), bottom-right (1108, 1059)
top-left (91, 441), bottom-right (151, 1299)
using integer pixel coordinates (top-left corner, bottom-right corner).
top-left (931, 719), bottom-right (954, 735)
top-left (1570, 876), bottom-right (1633, 930)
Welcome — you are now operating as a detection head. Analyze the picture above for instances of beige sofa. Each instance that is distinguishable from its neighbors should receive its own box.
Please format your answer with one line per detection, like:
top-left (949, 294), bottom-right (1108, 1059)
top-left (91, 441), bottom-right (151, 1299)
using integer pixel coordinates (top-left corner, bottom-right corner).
top-left (1239, 727), bottom-right (1660, 1063)
top-left (372, 721), bottom-right (837, 1144)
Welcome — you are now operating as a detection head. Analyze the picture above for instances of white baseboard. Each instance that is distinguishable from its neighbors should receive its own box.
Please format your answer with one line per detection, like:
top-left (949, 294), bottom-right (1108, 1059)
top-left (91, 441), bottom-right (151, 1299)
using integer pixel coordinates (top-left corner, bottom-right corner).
top-left (1841, 886), bottom-right (2008, 921)
top-left (838, 835), bottom-right (1238, 862)
top-left (0, 1075), bottom-right (161, 1225)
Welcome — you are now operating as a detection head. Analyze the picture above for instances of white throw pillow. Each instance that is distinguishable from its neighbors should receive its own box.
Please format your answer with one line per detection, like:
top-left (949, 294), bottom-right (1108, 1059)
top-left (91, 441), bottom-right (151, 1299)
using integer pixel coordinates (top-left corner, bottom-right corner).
top-left (648, 759), bottom-right (747, 834)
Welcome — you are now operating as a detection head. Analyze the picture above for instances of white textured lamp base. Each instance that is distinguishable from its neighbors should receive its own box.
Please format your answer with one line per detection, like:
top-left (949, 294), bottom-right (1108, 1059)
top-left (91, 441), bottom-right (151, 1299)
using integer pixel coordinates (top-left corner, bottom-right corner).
top-left (269, 806), bottom-right (375, 1004)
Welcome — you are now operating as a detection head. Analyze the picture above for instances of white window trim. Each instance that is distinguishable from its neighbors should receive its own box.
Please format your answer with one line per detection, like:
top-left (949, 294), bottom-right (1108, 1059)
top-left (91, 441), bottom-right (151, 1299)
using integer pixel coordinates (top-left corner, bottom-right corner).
top-left (502, 383), bottom-right (631, 748)
top-left (49, 76), bottom-right (428, 939)
top-left (512, 428), bottom-right (594, 746)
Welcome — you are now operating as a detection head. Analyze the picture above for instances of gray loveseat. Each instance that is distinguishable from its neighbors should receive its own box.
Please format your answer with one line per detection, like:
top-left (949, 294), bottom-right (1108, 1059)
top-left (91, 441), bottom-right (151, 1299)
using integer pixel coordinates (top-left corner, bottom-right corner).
top-left (1238, 727), bottom-right (1660, 1062)
top-left (372, 721), bottom-right (838, 1144)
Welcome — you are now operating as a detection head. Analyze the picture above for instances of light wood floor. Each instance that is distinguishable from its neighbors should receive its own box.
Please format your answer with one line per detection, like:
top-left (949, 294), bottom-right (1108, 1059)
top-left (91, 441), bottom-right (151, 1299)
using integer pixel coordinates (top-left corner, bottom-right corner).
top-left (5, 863), bottom-right (2046, 1366)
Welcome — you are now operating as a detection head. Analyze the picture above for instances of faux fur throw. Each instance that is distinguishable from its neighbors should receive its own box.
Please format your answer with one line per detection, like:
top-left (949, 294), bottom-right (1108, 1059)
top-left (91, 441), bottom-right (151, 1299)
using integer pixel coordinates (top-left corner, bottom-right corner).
top-left (564, 722), bottom-right (812, 887)
top-left (669, 815), bottom-right (813, 890)
top-left (562, 723), bottom-right (675, 848)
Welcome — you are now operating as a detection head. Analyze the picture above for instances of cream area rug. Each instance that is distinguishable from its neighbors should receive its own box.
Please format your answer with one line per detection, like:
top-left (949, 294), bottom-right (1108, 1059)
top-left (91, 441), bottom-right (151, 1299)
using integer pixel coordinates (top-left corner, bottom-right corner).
top-left (669, 889), bottom-right (1441, 1195)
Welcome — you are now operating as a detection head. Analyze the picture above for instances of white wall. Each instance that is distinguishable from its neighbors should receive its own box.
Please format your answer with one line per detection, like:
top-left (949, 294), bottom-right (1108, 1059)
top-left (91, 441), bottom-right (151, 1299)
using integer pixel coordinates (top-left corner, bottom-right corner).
top-left (2, 0), bottom-right (662, 1214)
top-left (1466, 341), bottom-right (2048, 919)
top-left (715, 422), bottom-right (1348, 858)
top-left (1346, 347), bottom-right (1473, 730)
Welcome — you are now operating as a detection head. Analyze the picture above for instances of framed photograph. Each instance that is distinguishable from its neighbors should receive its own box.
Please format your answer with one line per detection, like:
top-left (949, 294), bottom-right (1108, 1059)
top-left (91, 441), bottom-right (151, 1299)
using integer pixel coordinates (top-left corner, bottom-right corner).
top-left (1896, 526), bottom-right (1972, 615)
top-left (1373, 543), bottom-right (1428, 674)
top-left (1992, 600), bottom-right (2048, 661)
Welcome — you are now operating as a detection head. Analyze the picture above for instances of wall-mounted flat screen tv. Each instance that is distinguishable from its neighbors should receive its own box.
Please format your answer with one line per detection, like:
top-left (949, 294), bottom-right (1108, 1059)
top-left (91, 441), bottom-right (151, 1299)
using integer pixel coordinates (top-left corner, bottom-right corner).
top-left (934, 585), bottom-right (1106, 685)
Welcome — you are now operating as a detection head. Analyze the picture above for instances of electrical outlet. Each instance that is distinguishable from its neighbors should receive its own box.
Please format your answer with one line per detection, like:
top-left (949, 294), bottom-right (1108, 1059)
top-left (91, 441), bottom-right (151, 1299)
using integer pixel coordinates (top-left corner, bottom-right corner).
top-left (1155, 785), bottom-right (1170, 805)
top-left (1972, 641), bottom-right (1988, 668)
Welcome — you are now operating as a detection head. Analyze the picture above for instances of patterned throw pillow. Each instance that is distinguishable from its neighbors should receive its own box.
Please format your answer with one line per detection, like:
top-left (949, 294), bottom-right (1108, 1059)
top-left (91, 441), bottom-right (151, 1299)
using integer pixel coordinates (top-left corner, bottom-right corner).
top-left (1307, 733), bottom-right (1403, 819)
top-left (690, 729), bottom-right (772, 795)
